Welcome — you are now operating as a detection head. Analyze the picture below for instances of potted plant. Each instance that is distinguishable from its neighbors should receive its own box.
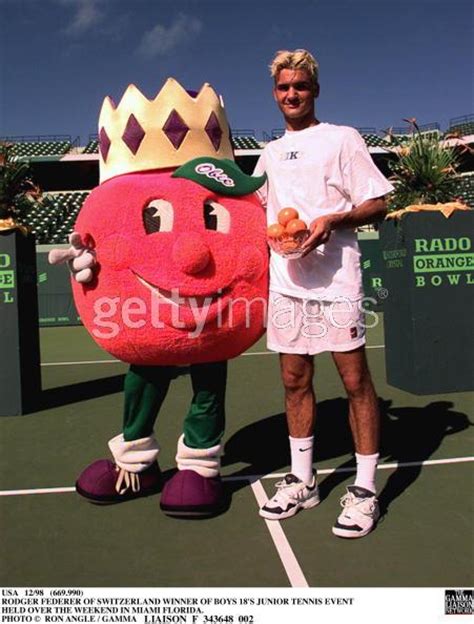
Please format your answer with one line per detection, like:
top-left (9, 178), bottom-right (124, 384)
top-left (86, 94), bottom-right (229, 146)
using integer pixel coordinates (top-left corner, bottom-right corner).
top-left (379, 119), bottom-right (473, 394)
top-left (383, 118), bottom-right (471, 216)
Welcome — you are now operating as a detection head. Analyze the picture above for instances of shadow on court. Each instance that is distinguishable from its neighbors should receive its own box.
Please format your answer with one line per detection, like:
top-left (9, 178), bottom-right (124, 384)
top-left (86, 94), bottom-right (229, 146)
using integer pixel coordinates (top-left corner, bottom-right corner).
top-left (29, 368), bottom-right (473, 524)
top-left (223, 397), bottom-right (472, 515)
top-left (36, 374), bottom-right (126, 411)
top-left (378, 399), bottom-right (473, 516)
top-left (33, 366), bottom-right (195, 413)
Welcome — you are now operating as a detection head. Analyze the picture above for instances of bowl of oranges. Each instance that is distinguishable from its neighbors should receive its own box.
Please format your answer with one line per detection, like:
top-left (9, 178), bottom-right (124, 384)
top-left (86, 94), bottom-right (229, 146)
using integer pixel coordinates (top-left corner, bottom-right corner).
top-left (267, 208), bottom-right (310, 259)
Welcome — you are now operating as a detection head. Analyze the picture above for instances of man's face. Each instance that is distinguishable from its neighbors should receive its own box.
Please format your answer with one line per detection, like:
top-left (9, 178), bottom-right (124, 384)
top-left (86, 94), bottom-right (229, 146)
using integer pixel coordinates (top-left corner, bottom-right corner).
top-left (273, 68), bottom-right (318, 126)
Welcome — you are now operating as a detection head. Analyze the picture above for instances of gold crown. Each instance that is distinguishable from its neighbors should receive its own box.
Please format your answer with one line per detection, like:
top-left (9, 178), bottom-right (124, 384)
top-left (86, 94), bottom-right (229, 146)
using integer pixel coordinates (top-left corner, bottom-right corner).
top-left (98, 78), bottom-right (234, 183)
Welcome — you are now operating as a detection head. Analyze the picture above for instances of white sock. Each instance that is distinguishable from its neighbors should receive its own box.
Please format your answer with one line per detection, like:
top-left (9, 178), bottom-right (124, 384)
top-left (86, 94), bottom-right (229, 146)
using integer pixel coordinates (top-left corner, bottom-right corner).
top-left (354, 452), bottom-right (379, 494)
top-left (289, 435), bottom-right (314, 484)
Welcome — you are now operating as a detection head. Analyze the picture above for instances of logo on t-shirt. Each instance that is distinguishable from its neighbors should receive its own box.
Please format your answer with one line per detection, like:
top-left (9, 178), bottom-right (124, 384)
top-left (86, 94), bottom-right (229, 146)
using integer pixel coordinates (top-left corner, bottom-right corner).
top-left (350, 326), bottom-right (358, 339)
top-left (281, 151), bottom-right (301, 161)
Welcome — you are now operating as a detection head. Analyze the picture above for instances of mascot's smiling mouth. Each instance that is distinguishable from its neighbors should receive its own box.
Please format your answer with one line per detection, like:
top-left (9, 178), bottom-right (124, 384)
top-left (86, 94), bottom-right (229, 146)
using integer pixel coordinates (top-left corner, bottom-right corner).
top-left (133, 271), bottom-right (231, 309)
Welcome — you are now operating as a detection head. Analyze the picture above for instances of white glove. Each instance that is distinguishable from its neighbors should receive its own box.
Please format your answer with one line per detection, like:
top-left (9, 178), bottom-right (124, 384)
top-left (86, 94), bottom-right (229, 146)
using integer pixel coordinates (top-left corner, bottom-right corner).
top-left (48, 232), bottom-right (96, 283)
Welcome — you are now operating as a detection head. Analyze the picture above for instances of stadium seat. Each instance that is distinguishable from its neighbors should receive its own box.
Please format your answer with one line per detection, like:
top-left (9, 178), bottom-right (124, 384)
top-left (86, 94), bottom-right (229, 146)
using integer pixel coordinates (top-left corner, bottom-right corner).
top-left (9, 141), bottom-right (72, 158)
top-left (231, 135), bottom-right (261, 150)
top-left (448, 122), bottom-right (474, 137)
top-left (83, 139), bottom-right (99, 154)
top-left (361, 134), bottom-right (391, 148)
top-left (21, 191), bottom-right (90, 243)
top-left (455, 173), bottom-right (474, 207)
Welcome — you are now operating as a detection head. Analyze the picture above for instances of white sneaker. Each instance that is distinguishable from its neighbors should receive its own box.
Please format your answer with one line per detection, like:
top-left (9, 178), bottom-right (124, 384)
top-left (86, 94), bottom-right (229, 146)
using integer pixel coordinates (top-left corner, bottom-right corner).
top-left (332, 485), bottom-right (380, 538)
top-left (259, 472), bottom-right (320, 520)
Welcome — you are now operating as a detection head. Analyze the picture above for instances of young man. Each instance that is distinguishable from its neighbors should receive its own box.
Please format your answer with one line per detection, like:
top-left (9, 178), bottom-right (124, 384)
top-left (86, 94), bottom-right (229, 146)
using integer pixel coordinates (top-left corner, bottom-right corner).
top-left (254, 49), bottom-right (394, 538)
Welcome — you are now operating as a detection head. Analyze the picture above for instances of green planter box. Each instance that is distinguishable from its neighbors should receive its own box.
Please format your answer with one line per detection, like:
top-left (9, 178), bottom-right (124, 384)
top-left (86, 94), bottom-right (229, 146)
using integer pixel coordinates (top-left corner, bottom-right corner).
top-left (0, 229), bottom-right (41, 415)
top-left (380, 211), bottom-right (474, 395)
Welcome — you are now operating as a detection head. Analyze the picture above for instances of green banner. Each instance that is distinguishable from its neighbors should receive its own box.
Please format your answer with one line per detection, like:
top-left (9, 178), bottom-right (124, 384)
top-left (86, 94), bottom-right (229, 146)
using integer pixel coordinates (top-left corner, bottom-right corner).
top-left (359, 235), bottom-right (385, 309)
top-left (36, 250), bottom-right (81, 326)
top-left (413, 253), bottom-right (474, 273)
top-left (0, 269), bottom-right (15, 288)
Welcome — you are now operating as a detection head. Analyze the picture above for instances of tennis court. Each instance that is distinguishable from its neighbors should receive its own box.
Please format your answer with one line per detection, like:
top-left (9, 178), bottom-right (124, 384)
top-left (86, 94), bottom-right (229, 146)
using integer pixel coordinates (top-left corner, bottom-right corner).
top-left (0, 316), bottom-right (472, 588)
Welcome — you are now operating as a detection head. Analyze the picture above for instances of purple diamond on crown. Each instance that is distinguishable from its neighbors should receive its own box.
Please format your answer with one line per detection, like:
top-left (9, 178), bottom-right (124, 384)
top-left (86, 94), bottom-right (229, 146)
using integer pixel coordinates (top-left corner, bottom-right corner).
top-left (99, 127), bottom-right (111, 161)
top-left (122, 114), bottom-right (145, 155)
top-left (205, 112), bottom-right (223, 151)
top-left (163, 110), bottom-right (189, 149)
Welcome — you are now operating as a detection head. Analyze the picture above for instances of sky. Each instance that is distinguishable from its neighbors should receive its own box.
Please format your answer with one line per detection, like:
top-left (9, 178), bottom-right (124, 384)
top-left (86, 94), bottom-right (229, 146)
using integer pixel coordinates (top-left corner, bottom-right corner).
top-left (1, 0), bottom-right (473, 145)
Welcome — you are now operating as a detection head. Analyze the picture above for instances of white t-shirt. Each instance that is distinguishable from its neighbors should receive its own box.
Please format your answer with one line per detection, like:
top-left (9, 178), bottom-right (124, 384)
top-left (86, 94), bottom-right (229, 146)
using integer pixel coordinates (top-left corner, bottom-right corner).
top-left (254, 123), bottom-right (394, 300)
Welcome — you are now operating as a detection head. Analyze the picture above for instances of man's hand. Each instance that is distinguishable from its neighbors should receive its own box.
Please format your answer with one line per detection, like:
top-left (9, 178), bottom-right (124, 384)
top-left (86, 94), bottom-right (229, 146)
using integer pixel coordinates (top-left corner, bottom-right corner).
top-left (300, 215), bottom-right (333, 256)
top-left (300, 197), bottom-right (388, 257)
top-left (48, 232), bottom-right (96, 283)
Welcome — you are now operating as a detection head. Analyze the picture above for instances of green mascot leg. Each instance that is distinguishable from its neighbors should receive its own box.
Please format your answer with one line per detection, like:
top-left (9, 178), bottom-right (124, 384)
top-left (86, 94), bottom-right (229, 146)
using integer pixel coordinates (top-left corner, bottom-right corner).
top-left (160, 360), bottom-right (228, 517)
top-left (183, 360), bottom-right (227, 449)
top-left (79, 361), bottom-right (228, 512)
top-left (122, 364), bottom-right (176, 441)
top-left (75, 364), bottom-right (177, 503)
top-left (107, 364), bottom-right (178, 476)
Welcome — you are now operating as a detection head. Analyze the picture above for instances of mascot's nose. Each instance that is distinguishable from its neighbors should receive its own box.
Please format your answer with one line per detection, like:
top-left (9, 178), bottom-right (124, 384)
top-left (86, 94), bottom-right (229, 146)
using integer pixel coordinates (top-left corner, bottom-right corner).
top-left (172, 232), bottom-right (211, 275)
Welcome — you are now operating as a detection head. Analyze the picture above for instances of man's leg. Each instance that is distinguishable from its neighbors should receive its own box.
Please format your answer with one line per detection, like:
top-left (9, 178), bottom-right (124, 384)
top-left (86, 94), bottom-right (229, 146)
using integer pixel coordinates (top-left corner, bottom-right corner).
top-left (280, 353), bottom-right (316, 483)
top-left (331, 346), bottom-right (380, 537)
top-left (331, 346), bottom-right (380, 470)
top-left (259, 353), bottom-right (320, 520)
top-left (281, 353), bottom-right (316, 439)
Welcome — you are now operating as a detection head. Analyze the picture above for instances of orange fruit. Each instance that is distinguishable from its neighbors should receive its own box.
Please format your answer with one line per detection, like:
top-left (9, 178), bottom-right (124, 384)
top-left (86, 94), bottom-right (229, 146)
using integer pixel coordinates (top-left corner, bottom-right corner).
top-left (285, 218), bottom-right (308, 235)
top-left (267, 223), bottom-right (285, 239)
top-left (277, 207), bottom-right (299, 226)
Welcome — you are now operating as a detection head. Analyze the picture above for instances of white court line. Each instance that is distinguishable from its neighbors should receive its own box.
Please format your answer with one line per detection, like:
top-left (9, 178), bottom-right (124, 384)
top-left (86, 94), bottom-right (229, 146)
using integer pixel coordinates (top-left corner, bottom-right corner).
top-left (40, 345), bottom-right (386, 367)
top-left (0, 487), bottom-right (76, 496)
top-left (0, 481), bottom-right (307, 587)
top-left (41, 359), bottom-right (121, 367)
top-left (250, 479), bottom-right (309, 588)
top-left (4, 458), bottom-right (470, 592)
top-left (1, 457), bottom-right (471, 497)
top-left (230, 456), bottom-right (474, 481)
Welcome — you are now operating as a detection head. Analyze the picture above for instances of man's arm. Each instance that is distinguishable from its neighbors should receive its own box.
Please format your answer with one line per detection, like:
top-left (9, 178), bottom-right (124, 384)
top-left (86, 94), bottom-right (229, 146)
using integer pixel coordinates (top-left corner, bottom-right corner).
top-left (301, 196), bottom-right (387, 255)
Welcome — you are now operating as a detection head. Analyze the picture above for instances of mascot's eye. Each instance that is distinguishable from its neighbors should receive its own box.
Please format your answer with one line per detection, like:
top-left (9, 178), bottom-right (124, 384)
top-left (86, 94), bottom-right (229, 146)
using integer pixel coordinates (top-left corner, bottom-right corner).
top-left (204, 200), bottom-right (230, 233)
top-left (143, 199), bottom-right (174, 234)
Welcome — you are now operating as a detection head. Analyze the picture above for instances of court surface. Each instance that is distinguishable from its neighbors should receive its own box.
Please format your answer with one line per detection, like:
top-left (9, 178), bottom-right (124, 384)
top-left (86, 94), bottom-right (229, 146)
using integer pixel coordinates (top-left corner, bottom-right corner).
top-left (0, 317), bottom-right (472, 588)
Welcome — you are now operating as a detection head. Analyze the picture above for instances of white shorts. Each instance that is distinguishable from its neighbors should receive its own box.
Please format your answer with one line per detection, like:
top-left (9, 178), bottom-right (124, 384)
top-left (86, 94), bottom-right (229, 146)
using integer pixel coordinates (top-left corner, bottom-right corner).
top-left (267, 291), bottom-right (366, 355)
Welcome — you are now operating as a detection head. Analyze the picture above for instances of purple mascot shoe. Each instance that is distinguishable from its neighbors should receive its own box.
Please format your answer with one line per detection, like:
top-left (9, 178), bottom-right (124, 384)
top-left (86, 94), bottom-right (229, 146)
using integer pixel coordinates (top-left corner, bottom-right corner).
top-left (76, 459), bottom-right (162, 503)
top-left (160, 470), bottom-right (224, 517)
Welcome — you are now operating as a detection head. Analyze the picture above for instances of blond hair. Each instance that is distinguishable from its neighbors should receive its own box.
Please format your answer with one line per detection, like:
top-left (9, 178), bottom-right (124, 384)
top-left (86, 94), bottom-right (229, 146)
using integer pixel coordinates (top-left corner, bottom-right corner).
top-left (269, 49), bottom-right (319, 87)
